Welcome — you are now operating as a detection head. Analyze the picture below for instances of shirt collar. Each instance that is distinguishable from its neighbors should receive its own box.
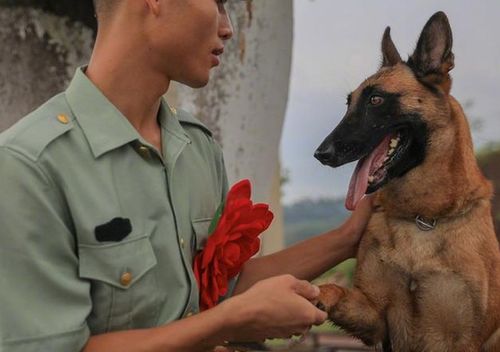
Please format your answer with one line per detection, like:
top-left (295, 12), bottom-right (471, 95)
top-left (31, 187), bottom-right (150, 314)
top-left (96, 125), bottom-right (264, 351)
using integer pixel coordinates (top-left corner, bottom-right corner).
top-left (65, 67), bottom-right (189, 158)
top-left (157, 101), bottom-right (191, 144)
top-left (65, 67), bottom-right (140, 158)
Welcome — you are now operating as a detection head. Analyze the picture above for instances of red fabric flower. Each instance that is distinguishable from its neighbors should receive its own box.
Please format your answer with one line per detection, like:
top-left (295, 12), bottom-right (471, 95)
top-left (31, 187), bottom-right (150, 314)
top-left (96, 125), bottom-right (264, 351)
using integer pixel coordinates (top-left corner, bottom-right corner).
top-left (193, 179), bottom-right (274, 311)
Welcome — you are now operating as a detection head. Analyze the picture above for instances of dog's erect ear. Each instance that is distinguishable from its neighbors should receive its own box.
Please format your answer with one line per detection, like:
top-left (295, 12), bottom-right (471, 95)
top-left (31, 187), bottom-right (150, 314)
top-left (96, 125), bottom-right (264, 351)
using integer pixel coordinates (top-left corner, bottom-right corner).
top-left (408, 12), bottom-right (454, 81)
top-left (381, 27), bottom-right (402, 67)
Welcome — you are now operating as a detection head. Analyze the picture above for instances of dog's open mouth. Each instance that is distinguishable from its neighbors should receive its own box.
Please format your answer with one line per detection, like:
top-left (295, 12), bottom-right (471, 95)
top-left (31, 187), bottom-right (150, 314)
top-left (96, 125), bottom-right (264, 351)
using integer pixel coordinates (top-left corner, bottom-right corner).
top-left (346, 131), bottom-right (408, 210)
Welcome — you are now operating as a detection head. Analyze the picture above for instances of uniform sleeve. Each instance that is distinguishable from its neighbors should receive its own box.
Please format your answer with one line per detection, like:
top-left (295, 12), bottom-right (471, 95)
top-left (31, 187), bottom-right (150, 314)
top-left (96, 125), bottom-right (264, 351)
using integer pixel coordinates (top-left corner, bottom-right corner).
top-left (0, 148), bottom-right (90, 352)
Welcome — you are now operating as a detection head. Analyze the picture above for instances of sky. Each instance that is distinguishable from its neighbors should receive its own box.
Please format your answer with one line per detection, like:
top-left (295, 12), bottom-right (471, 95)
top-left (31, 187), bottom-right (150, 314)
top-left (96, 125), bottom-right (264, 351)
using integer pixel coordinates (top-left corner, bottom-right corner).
top-left (280, 0), bottom-right (500, 205)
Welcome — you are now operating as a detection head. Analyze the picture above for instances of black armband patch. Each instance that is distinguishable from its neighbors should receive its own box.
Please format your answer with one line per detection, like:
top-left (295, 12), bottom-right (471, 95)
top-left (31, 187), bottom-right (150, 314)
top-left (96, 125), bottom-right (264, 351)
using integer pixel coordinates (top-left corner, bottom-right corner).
top-left (95, 217), bottom-right (132, 242)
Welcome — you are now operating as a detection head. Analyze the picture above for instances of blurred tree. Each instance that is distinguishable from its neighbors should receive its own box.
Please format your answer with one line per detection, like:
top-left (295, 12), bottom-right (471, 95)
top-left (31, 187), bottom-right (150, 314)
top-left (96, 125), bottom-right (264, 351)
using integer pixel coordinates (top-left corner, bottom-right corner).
top-left (461, 100), bottom-right (498, 239)
top-left (477, 143), bottom-right (500, 241)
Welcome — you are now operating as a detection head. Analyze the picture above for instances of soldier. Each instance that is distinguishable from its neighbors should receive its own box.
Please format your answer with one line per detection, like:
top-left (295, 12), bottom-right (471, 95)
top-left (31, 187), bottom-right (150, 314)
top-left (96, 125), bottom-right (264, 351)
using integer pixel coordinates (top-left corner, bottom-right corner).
top-left (0, 1), bottom-right (373, 351)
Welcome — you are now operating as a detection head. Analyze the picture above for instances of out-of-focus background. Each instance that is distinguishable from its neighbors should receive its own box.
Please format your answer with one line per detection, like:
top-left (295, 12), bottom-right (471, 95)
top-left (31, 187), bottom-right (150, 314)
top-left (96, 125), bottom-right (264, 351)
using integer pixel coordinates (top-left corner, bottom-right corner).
top-left (1, 0), bottom-right (499, 350)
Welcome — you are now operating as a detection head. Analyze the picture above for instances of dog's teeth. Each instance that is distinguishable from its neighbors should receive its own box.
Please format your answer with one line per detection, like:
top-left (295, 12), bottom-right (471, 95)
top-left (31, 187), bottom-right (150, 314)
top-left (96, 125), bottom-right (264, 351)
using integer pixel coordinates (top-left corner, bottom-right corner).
top-left (388, 148), bottom-right (395, 155)
top-left (368, 176), bottom-right (375, 183)
top-left (390, 139), bottom-right (399, 148)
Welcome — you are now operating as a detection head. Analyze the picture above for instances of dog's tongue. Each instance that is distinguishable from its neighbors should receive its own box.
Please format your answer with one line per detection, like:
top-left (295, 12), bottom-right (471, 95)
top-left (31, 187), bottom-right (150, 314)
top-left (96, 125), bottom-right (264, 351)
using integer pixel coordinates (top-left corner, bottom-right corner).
top-left (346, 136), bottom-right (392, 211)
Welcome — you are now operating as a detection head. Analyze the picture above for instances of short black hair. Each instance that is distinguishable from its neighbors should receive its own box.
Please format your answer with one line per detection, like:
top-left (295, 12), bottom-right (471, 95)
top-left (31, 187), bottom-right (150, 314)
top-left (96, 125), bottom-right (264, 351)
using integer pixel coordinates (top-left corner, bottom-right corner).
top-left (92, 0), bottom-right (118, 20)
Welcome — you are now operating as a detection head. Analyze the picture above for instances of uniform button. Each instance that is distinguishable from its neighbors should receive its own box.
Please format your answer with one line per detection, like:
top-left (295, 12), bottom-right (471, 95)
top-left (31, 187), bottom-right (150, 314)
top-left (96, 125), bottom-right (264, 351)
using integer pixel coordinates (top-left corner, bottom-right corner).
top-left (57, 114), bottom-right (69, 124)
top-left (170, 106), bottom-right (177, 115)
top-left (137, 146), bottom-right (150, 159)
top-left (180, 238), bottom-right (185, 248)
top-left (186, 311), bottom-right (193, 317)
top-left (120, 272), bottom-right (132, 286)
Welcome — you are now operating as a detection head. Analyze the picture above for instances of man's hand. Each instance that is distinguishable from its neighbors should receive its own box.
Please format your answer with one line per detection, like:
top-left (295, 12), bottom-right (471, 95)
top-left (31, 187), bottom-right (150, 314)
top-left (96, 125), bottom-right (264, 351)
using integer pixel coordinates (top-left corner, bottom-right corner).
top-left (232, 195), bottom-right (374, 296)
top-left (221, 275), bottom-right (327, 342)
top-left (338, 195), bottom-right (374, 258)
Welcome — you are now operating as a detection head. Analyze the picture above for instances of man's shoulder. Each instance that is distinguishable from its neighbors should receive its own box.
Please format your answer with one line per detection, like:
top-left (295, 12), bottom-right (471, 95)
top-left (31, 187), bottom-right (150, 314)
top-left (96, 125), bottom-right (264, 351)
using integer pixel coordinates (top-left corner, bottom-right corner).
top-left (176, 108), bottom-right (213, 138)
top-left (0, 93), bottom-right (75, 162)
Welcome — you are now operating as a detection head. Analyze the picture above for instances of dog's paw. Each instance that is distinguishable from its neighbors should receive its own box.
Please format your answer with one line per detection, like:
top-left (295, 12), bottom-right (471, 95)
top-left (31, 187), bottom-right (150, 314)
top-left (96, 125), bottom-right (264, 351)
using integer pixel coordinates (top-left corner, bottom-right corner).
top-left (316, 284), bottom-right (345, 315)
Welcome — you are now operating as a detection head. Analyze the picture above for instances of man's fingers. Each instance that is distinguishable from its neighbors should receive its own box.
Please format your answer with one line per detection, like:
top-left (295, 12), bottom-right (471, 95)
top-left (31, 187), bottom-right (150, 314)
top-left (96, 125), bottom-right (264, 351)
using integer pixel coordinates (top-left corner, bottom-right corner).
top-left (291, 280), bottom-right (327, 324)
top-left (314, 308), bottom-right (328, 325)
top-left (293, 280), bottom-right (320, 300)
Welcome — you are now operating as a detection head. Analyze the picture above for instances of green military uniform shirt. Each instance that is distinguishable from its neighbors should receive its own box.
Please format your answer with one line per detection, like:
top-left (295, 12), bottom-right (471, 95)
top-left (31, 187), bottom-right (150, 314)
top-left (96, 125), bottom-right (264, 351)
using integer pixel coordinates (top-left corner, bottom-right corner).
top-left (0, 68), bottom-right (230, 351)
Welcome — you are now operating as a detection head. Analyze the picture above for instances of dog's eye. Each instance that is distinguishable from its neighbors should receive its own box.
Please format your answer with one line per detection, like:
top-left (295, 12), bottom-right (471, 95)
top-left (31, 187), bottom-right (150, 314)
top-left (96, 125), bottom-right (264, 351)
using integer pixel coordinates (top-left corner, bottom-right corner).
top-left (369, 95), bottom-right (384, 106)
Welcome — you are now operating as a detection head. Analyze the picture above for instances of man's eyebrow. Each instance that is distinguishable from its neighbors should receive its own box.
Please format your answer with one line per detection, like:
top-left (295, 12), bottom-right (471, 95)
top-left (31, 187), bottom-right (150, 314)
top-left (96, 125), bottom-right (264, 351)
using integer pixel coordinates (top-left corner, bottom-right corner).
top-left (347, 93), bottom-right (353, 105)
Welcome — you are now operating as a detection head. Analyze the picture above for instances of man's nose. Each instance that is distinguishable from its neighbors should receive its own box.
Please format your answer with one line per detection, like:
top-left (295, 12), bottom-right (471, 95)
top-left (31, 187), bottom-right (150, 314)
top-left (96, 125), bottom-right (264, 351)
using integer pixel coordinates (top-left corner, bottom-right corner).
top-left (219, 13), bottom-right (234, 41)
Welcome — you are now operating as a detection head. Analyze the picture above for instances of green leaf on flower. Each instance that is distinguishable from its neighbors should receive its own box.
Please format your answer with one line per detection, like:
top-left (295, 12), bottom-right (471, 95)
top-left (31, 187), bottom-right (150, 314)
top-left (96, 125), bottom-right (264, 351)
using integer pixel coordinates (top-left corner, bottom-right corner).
top-left (209, 200), bottom-right (225, 234)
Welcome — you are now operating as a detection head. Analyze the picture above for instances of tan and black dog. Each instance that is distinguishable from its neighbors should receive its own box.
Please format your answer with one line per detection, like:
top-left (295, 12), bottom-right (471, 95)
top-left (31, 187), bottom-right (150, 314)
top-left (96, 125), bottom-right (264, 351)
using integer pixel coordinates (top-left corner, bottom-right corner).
top-left (314, 12), bottom-right (500, 352)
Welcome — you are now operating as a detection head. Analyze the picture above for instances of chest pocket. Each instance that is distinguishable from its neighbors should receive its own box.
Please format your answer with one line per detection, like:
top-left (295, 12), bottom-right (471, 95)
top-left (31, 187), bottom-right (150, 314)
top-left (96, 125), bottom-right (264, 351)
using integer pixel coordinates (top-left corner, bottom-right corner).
top-left (78, 232), bottom-right (160, 333)
top-left (191, 217), bottom-right (213, 252)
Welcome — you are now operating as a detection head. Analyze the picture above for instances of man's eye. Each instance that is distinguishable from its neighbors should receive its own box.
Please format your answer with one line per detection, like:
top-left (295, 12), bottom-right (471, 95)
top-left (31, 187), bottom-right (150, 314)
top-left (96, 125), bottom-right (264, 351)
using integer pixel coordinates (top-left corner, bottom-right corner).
top-left (369, 95), bottom-right (384, 106)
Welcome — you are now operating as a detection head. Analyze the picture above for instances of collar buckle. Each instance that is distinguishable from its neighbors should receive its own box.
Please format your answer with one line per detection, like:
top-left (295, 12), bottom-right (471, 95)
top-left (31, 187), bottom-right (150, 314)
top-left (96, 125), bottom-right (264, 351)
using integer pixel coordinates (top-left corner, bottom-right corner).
top-left (415, 215), bottom-right (437, 231)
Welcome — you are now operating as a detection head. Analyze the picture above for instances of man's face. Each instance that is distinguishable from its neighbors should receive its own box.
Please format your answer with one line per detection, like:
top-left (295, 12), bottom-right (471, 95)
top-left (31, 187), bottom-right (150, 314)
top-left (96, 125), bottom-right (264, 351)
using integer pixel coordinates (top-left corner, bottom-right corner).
top-left (147, 0), bottom-right (234, 88)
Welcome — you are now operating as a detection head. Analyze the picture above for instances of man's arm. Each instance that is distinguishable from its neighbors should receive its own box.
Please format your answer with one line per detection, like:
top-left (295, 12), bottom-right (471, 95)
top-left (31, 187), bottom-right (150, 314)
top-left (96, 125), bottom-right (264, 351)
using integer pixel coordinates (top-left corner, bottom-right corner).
top-left (233, 196), bottom-right (373, 294)
top-left (0, 149), bottom-right (91, 352)
top-left (84, 275), bottom-right (327, 352)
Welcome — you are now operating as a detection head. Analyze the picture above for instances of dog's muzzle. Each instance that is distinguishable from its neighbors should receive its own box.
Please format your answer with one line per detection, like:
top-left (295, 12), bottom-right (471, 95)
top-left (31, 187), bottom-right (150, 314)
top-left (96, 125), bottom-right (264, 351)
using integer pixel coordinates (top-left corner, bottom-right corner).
top-left (314, 144), bottom-right (336, 166)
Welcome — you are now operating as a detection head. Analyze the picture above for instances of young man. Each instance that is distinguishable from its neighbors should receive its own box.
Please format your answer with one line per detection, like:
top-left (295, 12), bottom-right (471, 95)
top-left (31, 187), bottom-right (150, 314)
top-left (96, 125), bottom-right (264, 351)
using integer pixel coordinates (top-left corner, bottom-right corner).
top-left (0, 1), bottom-right (372, 351)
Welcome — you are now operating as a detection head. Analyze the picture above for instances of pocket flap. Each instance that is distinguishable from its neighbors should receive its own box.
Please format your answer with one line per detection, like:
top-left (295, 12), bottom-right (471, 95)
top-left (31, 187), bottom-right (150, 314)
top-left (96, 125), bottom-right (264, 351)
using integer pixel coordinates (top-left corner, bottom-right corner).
top-left (79, 235), bottom-right (157, 289)
top-left (191, 218), bottom-right (212, 250)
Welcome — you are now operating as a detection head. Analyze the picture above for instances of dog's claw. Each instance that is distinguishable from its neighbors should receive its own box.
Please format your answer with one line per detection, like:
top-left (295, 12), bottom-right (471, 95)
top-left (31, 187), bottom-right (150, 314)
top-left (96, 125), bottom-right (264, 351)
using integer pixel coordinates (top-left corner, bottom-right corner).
top-left (316, 301), bottom-right (327, 312)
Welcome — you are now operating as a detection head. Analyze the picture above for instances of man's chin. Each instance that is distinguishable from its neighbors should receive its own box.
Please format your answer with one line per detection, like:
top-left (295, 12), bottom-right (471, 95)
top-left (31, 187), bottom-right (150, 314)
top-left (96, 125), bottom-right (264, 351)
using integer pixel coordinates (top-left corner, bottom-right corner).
top-left (178, 75), bottom-right (210, 89)
top-left (190, 80), bottom-right (210, 89)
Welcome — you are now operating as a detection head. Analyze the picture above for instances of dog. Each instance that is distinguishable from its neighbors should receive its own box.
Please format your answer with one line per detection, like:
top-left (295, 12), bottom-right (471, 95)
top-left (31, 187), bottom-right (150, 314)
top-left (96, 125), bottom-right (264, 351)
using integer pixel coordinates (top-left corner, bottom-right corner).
top-left (314, 12), bottom-right (500, 352)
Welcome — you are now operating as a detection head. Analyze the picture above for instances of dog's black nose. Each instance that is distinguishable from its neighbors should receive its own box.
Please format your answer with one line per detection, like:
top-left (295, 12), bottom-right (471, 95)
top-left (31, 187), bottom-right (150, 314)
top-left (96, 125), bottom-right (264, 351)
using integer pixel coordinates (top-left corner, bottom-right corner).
top-left (314, 144), bottom-right (335, 165)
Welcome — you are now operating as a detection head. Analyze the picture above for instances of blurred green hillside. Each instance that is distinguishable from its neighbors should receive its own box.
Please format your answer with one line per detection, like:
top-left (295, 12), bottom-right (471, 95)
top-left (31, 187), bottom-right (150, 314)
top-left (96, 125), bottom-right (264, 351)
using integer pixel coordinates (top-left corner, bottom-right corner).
top-left (283, 198), bottom-right (354, 286)
top-left (284, 198), bottom-right (349, 246)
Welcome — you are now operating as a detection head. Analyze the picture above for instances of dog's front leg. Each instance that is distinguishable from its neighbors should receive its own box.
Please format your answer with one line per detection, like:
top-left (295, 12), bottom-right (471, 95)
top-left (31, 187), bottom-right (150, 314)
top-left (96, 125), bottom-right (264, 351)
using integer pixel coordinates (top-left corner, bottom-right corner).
top-left (483, 327), bottom-right (500, 352)
top-left (318, 284), bottom-right (385, 346)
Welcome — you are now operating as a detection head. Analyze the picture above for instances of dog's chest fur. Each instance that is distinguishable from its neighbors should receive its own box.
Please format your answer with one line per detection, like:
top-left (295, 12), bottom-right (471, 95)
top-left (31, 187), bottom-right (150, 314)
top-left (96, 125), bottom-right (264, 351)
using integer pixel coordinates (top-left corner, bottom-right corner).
top-left (355, 210), bottom-right (488, 350)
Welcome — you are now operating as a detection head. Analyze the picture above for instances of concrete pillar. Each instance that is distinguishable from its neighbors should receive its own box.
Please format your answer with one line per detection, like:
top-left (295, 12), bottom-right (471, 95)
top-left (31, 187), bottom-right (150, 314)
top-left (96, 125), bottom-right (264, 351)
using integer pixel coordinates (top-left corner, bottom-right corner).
top-left (167, 0), bottom-right (294, 253)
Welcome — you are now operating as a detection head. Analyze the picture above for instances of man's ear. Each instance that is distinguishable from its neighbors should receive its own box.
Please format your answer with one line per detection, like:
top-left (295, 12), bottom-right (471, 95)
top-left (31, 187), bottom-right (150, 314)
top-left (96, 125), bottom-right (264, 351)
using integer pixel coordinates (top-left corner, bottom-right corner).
top-left (381, 27), bottom-right (402, 68)
top-left (408, 11), bottom-right (454, 84)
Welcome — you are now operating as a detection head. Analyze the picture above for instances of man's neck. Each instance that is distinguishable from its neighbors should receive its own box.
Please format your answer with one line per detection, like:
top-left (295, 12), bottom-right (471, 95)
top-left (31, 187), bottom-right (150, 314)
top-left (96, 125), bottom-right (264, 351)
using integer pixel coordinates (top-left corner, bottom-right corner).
top-left (85, 33), bottom-right (170, 151)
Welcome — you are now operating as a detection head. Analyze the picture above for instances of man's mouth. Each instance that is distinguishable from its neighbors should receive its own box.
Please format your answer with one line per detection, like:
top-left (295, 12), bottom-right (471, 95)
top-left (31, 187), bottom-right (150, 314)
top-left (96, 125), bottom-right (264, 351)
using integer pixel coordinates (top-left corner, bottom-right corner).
top-left (212, 47), bottom-right (224, 56)
top-left (211, 47), bottom-right (224, 67)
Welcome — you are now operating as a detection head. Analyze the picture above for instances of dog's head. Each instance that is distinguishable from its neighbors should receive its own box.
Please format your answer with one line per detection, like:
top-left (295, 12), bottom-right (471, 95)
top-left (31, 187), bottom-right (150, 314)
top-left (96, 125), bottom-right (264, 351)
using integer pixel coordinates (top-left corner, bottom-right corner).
top-left (315, 12), bottom-right (456, 210)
